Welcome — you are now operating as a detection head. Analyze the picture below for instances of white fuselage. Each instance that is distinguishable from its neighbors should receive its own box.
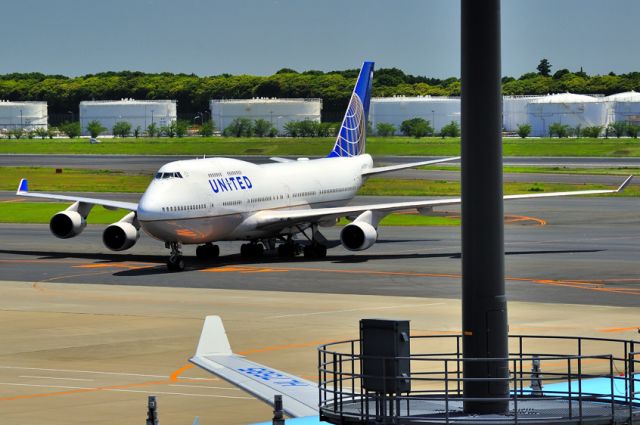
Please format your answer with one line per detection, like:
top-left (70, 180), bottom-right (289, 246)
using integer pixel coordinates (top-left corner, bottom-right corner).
top-left (137, 155), bottom-right (373, 244)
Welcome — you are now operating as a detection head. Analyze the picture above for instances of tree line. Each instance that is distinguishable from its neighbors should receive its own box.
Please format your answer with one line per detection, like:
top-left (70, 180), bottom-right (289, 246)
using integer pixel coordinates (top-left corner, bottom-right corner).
top-left (1, 60), bottom-right (639, 123)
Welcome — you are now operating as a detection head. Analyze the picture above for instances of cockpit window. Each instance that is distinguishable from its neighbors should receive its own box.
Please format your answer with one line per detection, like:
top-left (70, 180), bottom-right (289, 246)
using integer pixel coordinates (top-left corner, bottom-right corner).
top-left (155, 172), bottom-right (183, 179)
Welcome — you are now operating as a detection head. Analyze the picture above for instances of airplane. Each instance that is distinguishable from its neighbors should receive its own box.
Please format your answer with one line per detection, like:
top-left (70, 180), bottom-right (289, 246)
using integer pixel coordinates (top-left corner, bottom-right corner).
top-left (16, 61), bottom-right (633, 272)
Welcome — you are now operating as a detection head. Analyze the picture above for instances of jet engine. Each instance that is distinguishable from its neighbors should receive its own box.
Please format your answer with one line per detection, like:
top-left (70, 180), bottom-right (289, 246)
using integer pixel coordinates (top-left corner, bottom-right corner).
top-left (102, 212), bottom-right (140, 251)
top-left (340, 221), bottom-right (378, 251)
top-left (50, 210), bottom-right (86, 239)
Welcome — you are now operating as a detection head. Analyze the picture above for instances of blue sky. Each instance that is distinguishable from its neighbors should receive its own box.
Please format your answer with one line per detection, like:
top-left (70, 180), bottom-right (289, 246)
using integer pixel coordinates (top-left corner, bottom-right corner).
top-left (1, 0), bottom-right (638, 77)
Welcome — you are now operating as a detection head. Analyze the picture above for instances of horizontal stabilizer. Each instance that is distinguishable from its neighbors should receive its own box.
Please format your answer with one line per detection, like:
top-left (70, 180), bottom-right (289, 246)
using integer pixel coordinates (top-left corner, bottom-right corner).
top-left (270, 157), bottom-right (295, 163)
top-left (190, 316), bottom-right (321, 418)
top-left (362, 156), bottom-right (461, 176)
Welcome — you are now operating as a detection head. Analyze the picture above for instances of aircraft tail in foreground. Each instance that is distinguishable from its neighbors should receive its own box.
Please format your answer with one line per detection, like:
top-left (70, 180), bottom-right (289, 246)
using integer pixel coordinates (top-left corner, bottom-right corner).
top-left (190, 316), bottom-right (320, 418)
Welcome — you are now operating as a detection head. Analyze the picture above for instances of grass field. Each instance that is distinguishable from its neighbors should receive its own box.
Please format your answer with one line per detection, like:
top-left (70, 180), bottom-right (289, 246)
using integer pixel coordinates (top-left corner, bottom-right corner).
top-left (0, 202), bottom-right (460, 226)
top-left (2, 167), bottom-right (636, 196)
top-left (0, 167), bottom-right (152, 192)
top-left (0, 202), bottom-right (129, 224)
top-left (1, 136), bottom-right (639, 156)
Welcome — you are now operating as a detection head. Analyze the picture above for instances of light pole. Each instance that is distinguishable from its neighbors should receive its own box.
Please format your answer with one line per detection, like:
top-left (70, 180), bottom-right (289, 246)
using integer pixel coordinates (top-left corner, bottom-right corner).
top-left (431, 109), bottom-right (435, 133)
top-left (20, 109), bottom-right (23, 129)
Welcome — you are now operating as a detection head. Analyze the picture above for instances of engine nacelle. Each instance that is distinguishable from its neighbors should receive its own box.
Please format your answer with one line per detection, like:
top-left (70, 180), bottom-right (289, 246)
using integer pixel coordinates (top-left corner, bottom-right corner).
top-left (340, 221), bottom-right (378, 251)
top-left (49, 211), bottom-right (86, 239)
top-left (102, 221), bottom-right (139, 251)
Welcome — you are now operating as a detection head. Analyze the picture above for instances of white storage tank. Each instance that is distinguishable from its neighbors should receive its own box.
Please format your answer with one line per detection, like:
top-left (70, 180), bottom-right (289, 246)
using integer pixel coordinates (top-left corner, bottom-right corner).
top-left (527, 93), bottom-right (607, 137)
top-left (0, 101), bottom-right (48, 131)
top-left (502, 96), bottom-right (540, 132)
top-left (606, 91), bottom-right (640, 126)
top-left (210, 98), bottom-right (322, 135)
top-left (79, 99), bottom-right (177, 136)
top-left (370, 96), bottom-right (461, 134)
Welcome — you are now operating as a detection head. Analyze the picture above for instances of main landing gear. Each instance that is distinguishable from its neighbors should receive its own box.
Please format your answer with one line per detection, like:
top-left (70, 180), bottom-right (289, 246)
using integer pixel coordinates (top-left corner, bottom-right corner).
top-left (303, 243), bottom-right (327, 259)
top-left (196, 243), bottom-right (220, 261)
top-left (166, 242), bottom-right (185, 272)
top-left (240, 242), bottom-right (264, 258)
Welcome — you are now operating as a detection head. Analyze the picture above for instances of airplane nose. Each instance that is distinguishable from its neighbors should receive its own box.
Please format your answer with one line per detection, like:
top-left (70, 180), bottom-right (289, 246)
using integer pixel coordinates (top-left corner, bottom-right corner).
top-left (136, 189), bottom-right (159, 221)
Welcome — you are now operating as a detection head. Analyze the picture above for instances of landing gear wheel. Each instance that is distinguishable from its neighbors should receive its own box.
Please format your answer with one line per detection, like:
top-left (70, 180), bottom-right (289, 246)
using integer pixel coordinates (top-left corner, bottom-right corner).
top-left (240, 242), bottom-right (264, 258)
top-left (303, 244), bottom-right (327, 259)
top-left (278, 243), bottom-right (297, 258)
top-left (167, 254), bottom-right (185, 272)
top-left (196, 244), bottom-right (220, 260)
top-left (166, 241), bottom-right (185, 272)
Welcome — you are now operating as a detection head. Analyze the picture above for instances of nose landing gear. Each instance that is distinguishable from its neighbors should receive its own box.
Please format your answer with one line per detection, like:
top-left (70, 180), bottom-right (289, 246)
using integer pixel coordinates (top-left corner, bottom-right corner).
top-left (166, 242), bottom-right (185, 272)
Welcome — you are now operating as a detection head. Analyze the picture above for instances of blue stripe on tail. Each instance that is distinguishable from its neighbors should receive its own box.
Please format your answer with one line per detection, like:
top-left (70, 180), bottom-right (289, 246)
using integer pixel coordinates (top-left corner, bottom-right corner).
top-left (327, 61), bottom-right (374, 158)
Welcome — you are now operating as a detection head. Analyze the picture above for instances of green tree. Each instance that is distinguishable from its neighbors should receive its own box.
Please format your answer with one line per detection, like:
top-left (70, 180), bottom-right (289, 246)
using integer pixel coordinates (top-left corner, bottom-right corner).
top-left (573, 125), bottom-right (582, 138)
top-left (581, 126), bottom-right (602, 138)
top-left (8, 128), bottom-right (24, 139)
top-left (86, 120), bottom-right (107, 138)
top-left (376, 122), bottom-right (396, 136)
top-left (133, 126), bottom-right (142, 138)
top-left (161, 121), bottom-right (177, 138)
top-left (112, 121), bottom-right (132, 138)
top-left (608, 121), bottom-right (628, 138)
top-left (34, 127), bottom-right (49, 139)
top-left (552, 69), bottom-right (570, 80)
top-left (254, 119), bottom-right (276, 137)
top-left (548, 122), bottom-right (569, 138)
top-left (537, 58), bottom-right (552, 77)
top-left (439, 121), bottom-right (461, 138)
top-left (516, 123), bottom-right (531, 138)
top-left (175, 120), bottom-right (189, 138)
top-left (198, 121), bottom-right (215, 137)
top-left (223, 117), bottom-right (254, 137)
top-left (59, 121), bottom-right (81, 138)
top-left (147, 122), bottom-right (159, 137)
top-left (47, 127), bottom-right (57, 139)
top-left (400, 118), bottom-right (433, 138)
top-left (626, 123), bottom-right (639, 139)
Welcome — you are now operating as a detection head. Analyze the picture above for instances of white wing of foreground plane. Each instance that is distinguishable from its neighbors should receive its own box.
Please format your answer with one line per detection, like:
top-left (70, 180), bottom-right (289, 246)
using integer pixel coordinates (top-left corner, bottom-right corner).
top-left (190, 316), bottom-right (320, 418)
top-left (16, 178), bottom-right (138, 211)
top-left (252, 175), bottom-right (634, 229)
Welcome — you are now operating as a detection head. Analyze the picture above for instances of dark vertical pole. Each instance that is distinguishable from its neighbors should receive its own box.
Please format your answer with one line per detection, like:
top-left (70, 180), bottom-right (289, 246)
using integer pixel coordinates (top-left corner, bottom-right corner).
top-left (461, 0), bottom-right (509, 414)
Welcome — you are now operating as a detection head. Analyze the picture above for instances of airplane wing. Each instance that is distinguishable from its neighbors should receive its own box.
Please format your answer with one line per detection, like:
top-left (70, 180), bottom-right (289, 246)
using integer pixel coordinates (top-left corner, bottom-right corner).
top-left (252, 175), bottom-right (633, 230)
top-left (16, 179), bottom-right (138, 211)
top-left (189, 316), bottom-right (320, 418)
top-left (362, 156), bottom-right (461, 176)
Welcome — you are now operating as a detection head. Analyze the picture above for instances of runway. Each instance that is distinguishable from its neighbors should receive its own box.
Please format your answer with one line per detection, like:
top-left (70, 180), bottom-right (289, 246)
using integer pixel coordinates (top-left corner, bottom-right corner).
top-left (3, 153), bottom-right (640, 171)
top-left (0, 196), bottom-right (638, 424)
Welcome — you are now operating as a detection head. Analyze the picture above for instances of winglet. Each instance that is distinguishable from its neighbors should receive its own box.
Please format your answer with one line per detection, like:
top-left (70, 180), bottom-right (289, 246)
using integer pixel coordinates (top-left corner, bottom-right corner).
top-left (195, 315), bottom-right (233, 357)
top-left (17, 178), bottom-right (28, 194)
top-left (616, 175), bottom-right (633, 193)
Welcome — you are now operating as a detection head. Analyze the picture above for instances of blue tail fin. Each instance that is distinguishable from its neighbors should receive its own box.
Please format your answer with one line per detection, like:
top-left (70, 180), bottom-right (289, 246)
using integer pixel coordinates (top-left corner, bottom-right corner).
top-left (327, 61), bottom-right (374, 158)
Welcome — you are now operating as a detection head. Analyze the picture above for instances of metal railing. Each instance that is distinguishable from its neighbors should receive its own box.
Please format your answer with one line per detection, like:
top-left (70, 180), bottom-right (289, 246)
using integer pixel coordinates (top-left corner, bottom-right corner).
top-left (318, 335), bottom-right (640, 424)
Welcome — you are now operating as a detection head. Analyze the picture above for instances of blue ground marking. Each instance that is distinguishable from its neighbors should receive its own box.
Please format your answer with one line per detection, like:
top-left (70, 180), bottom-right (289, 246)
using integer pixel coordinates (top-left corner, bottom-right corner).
top-left (523, 376), bottom-right (640, 402)
top-left (251, 416), bottom-right (324, 425)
